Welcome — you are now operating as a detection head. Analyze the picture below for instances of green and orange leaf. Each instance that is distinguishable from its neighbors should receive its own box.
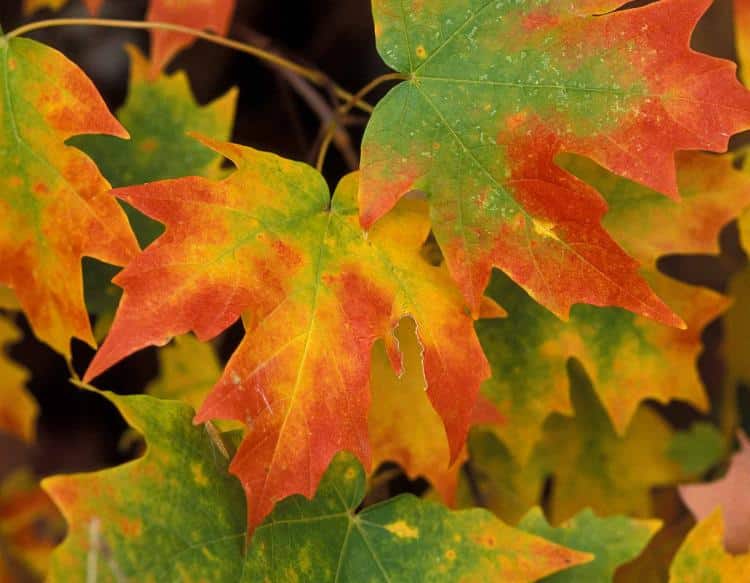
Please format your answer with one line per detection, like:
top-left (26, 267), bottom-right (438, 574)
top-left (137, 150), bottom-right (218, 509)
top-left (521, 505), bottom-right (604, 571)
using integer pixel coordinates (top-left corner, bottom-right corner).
top-left (147, 0), bottom-right (236, 74)
top-left (519, 507), bottom-right (659, 583)
top-left (477, 152), bottom-right (745, 460)
top-left (0, 36), bottom-right (139, 357)
top-left (84, 141), bottom-right (489, 530)
top-left (362, 0), bottom-right (750, 323)
top-left (45, 392), bottom-right (590, 581)
top-left (75, 44), bottom-right (238, 320)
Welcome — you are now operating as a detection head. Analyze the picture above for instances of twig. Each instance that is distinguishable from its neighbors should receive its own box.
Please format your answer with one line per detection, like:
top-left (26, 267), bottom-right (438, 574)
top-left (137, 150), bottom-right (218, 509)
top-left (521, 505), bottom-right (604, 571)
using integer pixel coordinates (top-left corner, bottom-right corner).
top-left (4, 18), bottom-right (374, 115)
top-left (234, 25), bottom-right (358, 169)
top-left (316, 72), bottom-right (406, 171)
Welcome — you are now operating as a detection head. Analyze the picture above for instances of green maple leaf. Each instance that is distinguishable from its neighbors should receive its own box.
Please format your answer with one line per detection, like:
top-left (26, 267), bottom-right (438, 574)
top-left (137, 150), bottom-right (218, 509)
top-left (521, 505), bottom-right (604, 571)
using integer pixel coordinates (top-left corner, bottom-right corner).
top-left (44, 391), bottom-right (591, 581)
top-left (518, 507), bottom-right (659, 583)
top-left (360, 0), bottom-right (750, 326)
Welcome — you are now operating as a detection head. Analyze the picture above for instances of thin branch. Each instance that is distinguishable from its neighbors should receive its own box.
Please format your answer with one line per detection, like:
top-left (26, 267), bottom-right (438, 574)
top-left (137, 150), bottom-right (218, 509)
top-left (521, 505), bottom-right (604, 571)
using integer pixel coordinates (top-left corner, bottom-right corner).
top-left (316, 72), bottom-right (406, 171)
top-left (4, 17), bottom-right (374, 114)
top-left (234, 25), bottom-right (358, 169)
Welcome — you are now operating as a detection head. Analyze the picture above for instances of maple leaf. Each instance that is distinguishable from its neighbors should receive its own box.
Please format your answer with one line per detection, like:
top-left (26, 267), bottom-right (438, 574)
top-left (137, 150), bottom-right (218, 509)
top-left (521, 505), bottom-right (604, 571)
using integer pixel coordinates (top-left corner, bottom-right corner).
top-left (74, 45), bottom-right (238, 318)
top-left (147, 0), bottom-right (236, 74)
top-left (476, 152), bottom-right (745, 460)
top-left (669, 510), bottom-right (750, 582)
top-left (44, 391), bottom-right (591, 581)
top-left (518, 508), bottom-right (660, 583)
top-left (250, 453), bottom-right (589, 582)
top-left (22, 0), bottom-right (101, 15)
top-left (369, 317), bottom-right (503, 506)
top-left (0, 469), bottom-right (64, 580)
top-left (679, 432), bottom-right (750, 554)
top-left (0, 37), bottom-right (139, 357)
top-left (76, 45), bottom-right (239, 207)
top-left (538, 361), bottom-right (685, 523)
top-left (0, 315), bottom-right (37, 443)
top-left (361, 0), bottom-right (750, 324)
top-left (83, 141), bottom-right (490, 530)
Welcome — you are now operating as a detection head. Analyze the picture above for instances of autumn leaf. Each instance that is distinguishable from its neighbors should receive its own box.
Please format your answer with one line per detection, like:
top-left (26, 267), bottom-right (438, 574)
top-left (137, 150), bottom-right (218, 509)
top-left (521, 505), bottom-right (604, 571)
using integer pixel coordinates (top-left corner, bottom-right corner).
top-left (0, 315), bottom-right (37, 443)
top-left (669, 510), bottom-right (750, 582)
top-left (0, 469), bottom-right (64, 580)
top-left (476, 152), bottom-right (744, 461)
top-left (22, 0), bottom-right (101, 15)
top-left (83, 143), bottom-right (489, 530)
top-left (75, 45), bottom-right (238, 236)
top-left (148, 0), bottom-right (236, 74)
top-left (44, 391), bottom-right (248, 582)
top-left (0, 36), bottom-right (139, 357)
top-left (679, 432), bottom-right (750, 554)
top-left (518, 507), bottom-right (659, 583)
top-left (361, 0), bottom-right (750, 324)
top-left (74, 44), bottom-right (238, 318)
top-left (369, 317), bottom-right (503, 506)
top-left (44, 391), bottom-right (590, 581)
top-left (249, 453), bottom-right (589, 582)
top-left (539, 360), bottom-right (685, 523)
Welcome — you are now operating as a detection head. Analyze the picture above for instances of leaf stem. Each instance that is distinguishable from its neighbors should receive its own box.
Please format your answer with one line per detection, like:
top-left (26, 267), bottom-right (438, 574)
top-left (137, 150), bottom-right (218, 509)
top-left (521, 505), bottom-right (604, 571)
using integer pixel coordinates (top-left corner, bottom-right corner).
top-left (4, 17), bottom-right (374, 114)
top-left (316, 71), bottom-right (406, 171)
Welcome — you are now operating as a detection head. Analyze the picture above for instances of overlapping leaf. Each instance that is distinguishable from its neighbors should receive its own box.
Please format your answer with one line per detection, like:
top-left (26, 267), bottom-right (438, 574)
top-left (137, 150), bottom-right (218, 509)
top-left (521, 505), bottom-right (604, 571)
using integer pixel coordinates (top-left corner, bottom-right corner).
top-left (45, 392), bottom-right (591, 581)
top-left (148, 0), bottom-right (236, 74)
top-left (83, 143), bottom-right (489, 530)
top-left (250, 454), bottom-right (589, 582)
top-left (0, 36), bottom-right (139, 357)
top-left (76, 45), bottom-right (238, 208)
top-left (0, 315), bottom-right (37, 443)
top-left (518, 507), bottom-right (659, 583)
top-left (361, 0), bottom-right (750, 324)
top-left (669, 510), bottom-right (750, 582)
top-left (477, 152), bottom-right (745, 459)
top-left (369, 318), bottom-right (503, 506)
top-left (538, 361), bottom-right (685, 523)
top-left (75, 45), bottom-right (238, 317)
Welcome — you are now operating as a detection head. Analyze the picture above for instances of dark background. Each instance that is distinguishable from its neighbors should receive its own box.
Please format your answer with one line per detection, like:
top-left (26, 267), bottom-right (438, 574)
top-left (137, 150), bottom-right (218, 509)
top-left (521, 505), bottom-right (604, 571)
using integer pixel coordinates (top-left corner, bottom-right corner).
top-left (0, 0), bottom-right (746, 510)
